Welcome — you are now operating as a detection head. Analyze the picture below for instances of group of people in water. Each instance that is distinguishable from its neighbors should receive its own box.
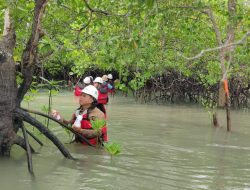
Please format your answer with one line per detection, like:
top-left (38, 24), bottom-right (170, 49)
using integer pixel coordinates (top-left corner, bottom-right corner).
top-left (52, 74), bottom-right (115, 147)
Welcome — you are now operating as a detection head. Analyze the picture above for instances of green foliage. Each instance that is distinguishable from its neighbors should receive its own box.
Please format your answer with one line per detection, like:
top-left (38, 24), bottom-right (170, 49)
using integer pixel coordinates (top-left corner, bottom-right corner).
top-left (41, 105), bottom-right (49, 114)
top-left (23, 88), bottom-right (38, 102)
top-left (200, 97), bottom-right (217, 110)
top-left (16, 72), bottom-right (23, 87)
top-left (90, 119), bottom-right (106, 131)
top-left (1, 0), bottom-right (249, 103)
top-left (104, 142), bottom-right (121, 156)
top-left (200, 97), bottom-right (217, 120)
top-left (115, 81), bottom-right (128, 92)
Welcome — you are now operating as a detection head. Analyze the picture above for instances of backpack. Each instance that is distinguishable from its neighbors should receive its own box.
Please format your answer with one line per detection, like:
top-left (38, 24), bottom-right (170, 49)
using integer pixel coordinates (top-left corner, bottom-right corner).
top-left (99, 83), bottom-right (108, 94)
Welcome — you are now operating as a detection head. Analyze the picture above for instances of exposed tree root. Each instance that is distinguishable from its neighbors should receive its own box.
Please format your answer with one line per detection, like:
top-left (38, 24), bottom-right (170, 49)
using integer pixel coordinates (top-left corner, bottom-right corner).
top-left (13, 136), bottom-right (35, 153)
top-left (22, 108), bottom-right (94, 147)
top-left (26, 129), bottom-right (43, 146)
top-left (21, 125), bottom-right (34, 175)
top-left (16, 108), bottom-right (74, 159)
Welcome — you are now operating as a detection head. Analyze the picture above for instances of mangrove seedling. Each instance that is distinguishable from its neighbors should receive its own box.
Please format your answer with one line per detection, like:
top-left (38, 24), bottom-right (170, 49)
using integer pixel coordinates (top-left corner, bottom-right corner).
top-left (90, 118), bottom-right (106, 131)
top-left (104, 142), bottom-right (121, 160)
top-left (90, 118), bottom-right (106, 147)
top-left (39, 77), bottom-right (61, 128)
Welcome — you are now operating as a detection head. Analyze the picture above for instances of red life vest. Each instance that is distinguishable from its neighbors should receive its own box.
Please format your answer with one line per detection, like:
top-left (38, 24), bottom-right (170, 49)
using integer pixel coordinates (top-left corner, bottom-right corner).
top-left (74, 86), bottom-right (82, 96)
top-left (97, 89), bottom-right (109, 104)
top-left (80, 113), bottom-right (108, 146)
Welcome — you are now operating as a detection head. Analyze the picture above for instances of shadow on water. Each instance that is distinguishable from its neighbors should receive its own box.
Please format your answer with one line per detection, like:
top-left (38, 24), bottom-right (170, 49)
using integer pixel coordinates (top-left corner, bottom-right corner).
top-left (1, 92), bottom-right (250, 190)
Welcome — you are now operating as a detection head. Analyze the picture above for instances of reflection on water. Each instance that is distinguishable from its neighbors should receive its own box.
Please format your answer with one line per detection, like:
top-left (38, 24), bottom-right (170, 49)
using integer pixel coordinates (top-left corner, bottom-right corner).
top-left (1, 92), bottom-right (250, 190)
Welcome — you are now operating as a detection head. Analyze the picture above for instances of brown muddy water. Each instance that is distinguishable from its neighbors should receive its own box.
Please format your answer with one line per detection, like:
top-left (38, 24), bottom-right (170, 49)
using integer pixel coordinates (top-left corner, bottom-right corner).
top-left (1, 92), bottom-right (250, 190)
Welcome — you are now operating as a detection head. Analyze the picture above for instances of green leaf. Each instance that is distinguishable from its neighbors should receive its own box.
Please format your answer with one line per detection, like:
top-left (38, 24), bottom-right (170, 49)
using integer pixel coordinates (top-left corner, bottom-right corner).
top-left (90, 119), bottom-right (106, 131)
top-left (146, 0), bottom-right (154, 8)
top-left (104, 142), bottom-right (121, 156)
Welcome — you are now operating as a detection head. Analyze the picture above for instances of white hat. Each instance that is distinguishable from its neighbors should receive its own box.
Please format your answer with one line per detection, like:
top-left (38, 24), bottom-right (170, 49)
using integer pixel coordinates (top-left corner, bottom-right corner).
top-left (107, 74), bottom-right (113, 79)
top-left (81, 85), bottom-right (98, 100)
top-left (93, 77), bottom-right (103, 84)
top-left (102, 75), bottom-right (108, 82)
top-left (83, 77), bottom-right (91, 84)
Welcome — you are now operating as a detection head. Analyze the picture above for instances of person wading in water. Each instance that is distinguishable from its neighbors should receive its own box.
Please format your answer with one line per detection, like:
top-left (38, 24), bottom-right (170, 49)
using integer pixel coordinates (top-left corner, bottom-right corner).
top-left (52, 85), bottom-right (108, 146)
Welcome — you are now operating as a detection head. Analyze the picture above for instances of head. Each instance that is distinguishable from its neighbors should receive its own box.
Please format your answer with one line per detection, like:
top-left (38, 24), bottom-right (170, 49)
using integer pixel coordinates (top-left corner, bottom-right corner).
top-left (102, 75), bottom-right (108, 82)
top-left (107, 74), bottom-right (113, 80)
top-left (83, 77), bottom-right (91, 85)
top-left (79, 85), bottom-right (98, 108)
top-left (93, 77), bottom-right (103, 88)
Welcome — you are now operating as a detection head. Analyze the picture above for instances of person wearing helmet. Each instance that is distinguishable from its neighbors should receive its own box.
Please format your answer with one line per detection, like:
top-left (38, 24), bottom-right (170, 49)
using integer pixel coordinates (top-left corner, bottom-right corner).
top-left (107, 74), bottom-right (113, 80)
top-left (83, 76), bottom-right (91, 85)
top-left (102, 75), bottom-right (108, 83)
top-left (107, 73), bottom-right (115, 97)
top-left (71, 85), bottom-right (108, 146)
top-left (52, 85), bottom-right (108, 146)
top-left (81, 76), bottom-right (91, 89)
top-left (93, 76), bottom-right (103, 85)
top-left (102, 74), bottom-right (113, 91)
top-left (74, 76), bottom-right (92, 97)
top-left (93, 77), bottom-right (109, 105)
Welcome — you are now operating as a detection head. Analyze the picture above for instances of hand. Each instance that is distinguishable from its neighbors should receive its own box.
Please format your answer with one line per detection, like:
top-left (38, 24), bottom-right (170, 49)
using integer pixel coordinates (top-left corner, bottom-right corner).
top-left (72, 125), bottom-right (82, 133)
top-left (51, 110), bottom-right (61, 120)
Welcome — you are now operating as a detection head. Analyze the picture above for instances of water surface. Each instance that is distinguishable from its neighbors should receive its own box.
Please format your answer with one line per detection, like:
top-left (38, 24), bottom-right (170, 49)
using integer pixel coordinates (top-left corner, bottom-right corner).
top-left (1, 92), bottom-right (250, 190)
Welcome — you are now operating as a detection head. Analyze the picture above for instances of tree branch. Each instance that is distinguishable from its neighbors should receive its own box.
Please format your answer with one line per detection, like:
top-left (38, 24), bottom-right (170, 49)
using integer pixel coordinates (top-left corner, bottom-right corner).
top-left (203, 8), bottom-right (222, 46)
top-left (178, 30), bottom-right (250, 61)
top-left (83, 0), bottom-right (109, 15)
top-left (15, 108), bottom-right (74, 159)
top-left (13, 136), bottom-right (35, 153)
top-left (78, 11), bottom-right (93, 32)
top-left (21, 108), bottom-right (94, 147)
top-left (26, 129), bottom-right (43, 146)
top-left (82, 0), bottom-right (135, 17)
top-left (13, 117), bottom-right (43, 146)
top-left (17, 0), bottom-right (48, 105)
top-left (226, 0), bottom-right (237, 45)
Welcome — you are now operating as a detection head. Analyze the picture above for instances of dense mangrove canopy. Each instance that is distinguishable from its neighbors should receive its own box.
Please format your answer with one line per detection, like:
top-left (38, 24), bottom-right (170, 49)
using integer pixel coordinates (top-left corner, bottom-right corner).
top-left (0, 0), bottom-right (250, 107)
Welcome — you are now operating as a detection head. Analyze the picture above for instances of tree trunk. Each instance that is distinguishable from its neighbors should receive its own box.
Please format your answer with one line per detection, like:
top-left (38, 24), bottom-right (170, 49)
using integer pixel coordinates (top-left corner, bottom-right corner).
top-left (209, 0), bottom-right (236, 131)
top-left (219, 0), bottom-right (236, 131)
top-left (212, 113), bottom-right (219, 128)
top-left (0, 9), bottom-right (18, 156)
top-left (0, 2), bottom-right (73, 172)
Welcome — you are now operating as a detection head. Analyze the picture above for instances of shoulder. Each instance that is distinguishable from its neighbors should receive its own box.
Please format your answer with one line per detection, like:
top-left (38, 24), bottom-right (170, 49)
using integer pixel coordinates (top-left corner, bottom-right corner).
top-left (89, 107), bottom-right (105, 120)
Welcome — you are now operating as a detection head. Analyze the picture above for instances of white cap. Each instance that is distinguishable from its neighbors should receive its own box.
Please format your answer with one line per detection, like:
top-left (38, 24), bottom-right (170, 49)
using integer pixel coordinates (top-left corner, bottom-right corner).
top-left (81, 85), bottom-right (98, 100)
top-left (93, 77), bottom-right (103, 84)
top-left (83, 77), bottom-right (91, 84)
top-left (107, 74), bottom-right (113, 79)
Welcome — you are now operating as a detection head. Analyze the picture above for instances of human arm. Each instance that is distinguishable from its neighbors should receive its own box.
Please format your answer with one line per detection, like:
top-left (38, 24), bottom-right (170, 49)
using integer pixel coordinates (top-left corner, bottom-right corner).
top-left (59, 114), bottom-right (75, 125)
top-left (51, 110), bottom-right (75, 125)
top-left (72, 109), bottom-right (105, 138)
top-left (72, 125), bottom-right (100, 138)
